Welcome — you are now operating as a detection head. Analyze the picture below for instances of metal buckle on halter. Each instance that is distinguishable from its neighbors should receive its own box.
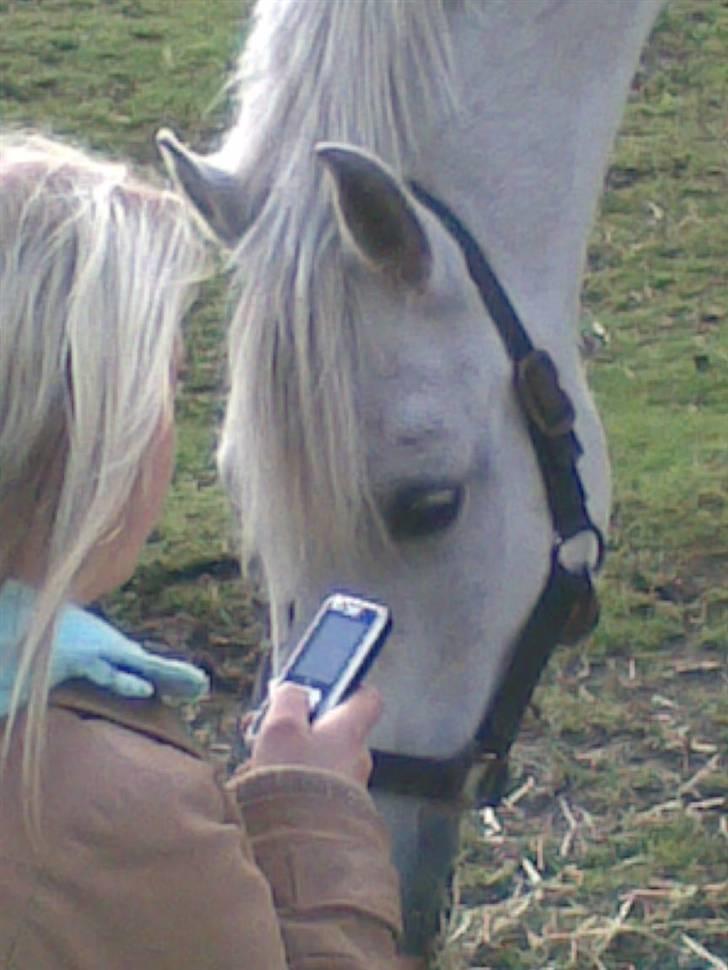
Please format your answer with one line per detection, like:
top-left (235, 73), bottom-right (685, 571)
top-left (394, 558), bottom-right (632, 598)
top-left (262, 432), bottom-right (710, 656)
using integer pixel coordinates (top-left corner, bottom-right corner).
top-left (557, 525), bottom-right (606, 575)
top-left (515, 349), bottom-right (575, 437)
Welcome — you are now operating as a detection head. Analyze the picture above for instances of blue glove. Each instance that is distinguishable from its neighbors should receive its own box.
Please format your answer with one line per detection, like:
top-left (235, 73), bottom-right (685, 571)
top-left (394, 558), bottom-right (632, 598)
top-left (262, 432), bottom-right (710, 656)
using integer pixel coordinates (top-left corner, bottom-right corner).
top-left (0, 581), bottom-right (209, 716)
top-left (51, 606), bottom-right (210, 702)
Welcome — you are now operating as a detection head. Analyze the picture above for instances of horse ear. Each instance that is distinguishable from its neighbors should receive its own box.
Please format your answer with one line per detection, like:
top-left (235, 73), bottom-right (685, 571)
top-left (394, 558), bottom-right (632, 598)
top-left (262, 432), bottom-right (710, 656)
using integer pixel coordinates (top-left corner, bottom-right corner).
top-left (156, 129), bottom-right (250, 246)
top-left (316, 143), bottom-right (432, 288)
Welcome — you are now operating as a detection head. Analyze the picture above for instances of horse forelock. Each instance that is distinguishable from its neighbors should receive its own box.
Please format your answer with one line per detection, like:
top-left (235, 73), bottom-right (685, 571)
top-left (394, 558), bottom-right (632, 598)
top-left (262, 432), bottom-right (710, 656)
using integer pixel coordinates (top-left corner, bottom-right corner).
top-left (220, 0), bottom-right (464, 599)
top-left (224, 207), bottom-right (372, 602)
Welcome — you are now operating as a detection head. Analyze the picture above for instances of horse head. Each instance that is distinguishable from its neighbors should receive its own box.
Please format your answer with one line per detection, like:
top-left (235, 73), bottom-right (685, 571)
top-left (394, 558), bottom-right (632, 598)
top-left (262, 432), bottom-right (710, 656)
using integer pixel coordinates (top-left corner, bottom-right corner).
top-left (157, 0), bottom-right (665, 955)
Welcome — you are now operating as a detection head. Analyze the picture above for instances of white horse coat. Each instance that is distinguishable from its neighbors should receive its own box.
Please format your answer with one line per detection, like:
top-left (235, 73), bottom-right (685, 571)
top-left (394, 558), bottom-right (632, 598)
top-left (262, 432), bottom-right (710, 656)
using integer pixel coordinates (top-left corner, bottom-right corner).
top-left (159, 0), bottom-right (665, 954)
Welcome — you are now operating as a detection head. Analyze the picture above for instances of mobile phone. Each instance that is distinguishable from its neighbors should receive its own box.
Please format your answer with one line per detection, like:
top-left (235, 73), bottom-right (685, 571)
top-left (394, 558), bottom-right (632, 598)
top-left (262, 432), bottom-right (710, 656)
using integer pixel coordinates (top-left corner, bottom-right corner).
top-left (245, 592), bottom-right (391, 743)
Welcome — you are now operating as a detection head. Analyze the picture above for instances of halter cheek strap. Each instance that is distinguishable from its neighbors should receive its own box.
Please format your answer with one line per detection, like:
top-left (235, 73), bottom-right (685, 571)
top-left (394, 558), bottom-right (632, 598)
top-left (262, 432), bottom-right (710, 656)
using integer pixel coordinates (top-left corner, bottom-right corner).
top-left (369, 182), bottom-right (605, 806)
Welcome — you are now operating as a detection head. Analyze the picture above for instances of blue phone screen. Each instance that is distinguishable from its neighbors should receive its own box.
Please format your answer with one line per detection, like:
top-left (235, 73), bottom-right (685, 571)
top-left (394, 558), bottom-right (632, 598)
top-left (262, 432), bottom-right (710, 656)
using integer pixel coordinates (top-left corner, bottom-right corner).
top-left (288, 610), bottom-right (373, 685)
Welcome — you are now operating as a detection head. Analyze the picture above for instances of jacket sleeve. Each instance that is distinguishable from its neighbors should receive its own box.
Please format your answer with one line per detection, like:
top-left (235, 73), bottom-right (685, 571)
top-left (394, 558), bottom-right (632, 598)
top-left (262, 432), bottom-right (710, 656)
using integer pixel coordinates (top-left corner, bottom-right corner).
top-left (6, 703), bottom-right (408, 970)
top-left (1, 708), bottom-right (294, 970)
top-left (232, 765), bottom-right (406, 969)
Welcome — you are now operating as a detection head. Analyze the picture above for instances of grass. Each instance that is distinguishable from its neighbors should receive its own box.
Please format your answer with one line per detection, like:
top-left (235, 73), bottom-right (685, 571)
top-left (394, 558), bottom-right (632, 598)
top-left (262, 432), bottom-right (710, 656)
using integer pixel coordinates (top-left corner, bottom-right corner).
top-left (1, 1), bottom-right (725, 967)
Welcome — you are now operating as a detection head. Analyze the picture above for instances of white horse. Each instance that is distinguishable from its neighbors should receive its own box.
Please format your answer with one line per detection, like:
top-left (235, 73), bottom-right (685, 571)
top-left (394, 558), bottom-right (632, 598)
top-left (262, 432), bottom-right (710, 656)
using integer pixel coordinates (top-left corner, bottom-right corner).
top-left (158, 0), bottom-right (665, 957)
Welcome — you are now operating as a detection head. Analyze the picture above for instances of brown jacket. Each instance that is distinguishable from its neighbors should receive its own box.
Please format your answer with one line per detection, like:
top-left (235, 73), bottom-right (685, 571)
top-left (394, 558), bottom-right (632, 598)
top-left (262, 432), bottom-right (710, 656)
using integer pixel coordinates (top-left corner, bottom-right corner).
top-left (0, 682), bottom-right (405, 969)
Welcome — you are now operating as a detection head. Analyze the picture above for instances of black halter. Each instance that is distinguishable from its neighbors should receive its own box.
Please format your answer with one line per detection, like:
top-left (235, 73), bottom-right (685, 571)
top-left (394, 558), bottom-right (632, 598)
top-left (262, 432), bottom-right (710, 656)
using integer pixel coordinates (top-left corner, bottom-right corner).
top-left (369, 182), bottom-right (605, 807)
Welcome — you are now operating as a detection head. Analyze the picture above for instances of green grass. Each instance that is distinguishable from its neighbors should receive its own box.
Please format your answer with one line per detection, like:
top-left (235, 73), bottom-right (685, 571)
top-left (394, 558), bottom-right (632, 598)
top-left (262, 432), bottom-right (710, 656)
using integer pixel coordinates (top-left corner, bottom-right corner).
top-left (1, 1), bottom-right (725, 966)
top-left (0, 0), bottom-right (243, 161)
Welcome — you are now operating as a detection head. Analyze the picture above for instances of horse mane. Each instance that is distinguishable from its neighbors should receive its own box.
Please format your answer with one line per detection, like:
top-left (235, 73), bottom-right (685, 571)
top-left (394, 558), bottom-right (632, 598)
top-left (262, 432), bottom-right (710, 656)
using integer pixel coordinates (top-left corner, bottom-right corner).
top-left (219, 0), bottom-right (464, 599)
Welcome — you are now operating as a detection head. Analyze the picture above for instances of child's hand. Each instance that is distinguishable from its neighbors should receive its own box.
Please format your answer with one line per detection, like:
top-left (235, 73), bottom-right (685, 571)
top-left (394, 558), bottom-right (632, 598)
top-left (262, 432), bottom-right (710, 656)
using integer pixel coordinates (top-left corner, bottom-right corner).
top-left (248, 682), bottom-right (383, 786)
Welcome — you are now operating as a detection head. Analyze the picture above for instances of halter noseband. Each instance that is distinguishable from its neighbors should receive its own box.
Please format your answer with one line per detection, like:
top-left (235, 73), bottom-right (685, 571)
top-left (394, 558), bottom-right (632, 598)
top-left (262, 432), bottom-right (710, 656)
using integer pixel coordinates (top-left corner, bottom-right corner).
top-left (369, 181), bottom-right (605, 807)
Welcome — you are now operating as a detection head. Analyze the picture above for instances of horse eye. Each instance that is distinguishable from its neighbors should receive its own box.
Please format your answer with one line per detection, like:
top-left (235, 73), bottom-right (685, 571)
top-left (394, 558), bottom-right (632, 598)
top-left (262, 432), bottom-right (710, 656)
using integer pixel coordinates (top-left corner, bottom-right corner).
top-left (386, 483), bottom-right (465, 540)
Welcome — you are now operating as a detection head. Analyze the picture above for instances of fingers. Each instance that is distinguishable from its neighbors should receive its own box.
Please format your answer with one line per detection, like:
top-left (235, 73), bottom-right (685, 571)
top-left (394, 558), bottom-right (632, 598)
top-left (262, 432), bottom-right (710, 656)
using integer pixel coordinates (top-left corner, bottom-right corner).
top-left (84, 659), bottom-right (154, 699)
top-left (267, 681), bottom-right (314, 722)
top-left (351, 747), bottom-right (374, 787)
top-left (255, 682), bottom-right (313, 737)
top-left (248, 683), bottom-right (312, 766)
top-left (145, 658), bottom-right (209, 699)
top-left (248, 683), bottom-right (382, 786)
top-left (102, 648), bottom-right (210, 699)
top-left (315, 685), bottom-right (383, 740)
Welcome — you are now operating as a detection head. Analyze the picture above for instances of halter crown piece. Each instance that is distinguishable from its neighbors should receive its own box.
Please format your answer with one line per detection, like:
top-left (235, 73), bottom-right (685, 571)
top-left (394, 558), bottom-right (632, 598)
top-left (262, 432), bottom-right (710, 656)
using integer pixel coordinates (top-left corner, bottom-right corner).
top-left (369, 182), bottom-right (605, 806)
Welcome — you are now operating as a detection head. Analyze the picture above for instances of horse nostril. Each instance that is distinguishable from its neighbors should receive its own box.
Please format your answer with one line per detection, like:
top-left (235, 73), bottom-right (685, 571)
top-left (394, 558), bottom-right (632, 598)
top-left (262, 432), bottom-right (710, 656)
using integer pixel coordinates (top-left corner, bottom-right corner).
top-left (386, 483), bottom-right (465, 540)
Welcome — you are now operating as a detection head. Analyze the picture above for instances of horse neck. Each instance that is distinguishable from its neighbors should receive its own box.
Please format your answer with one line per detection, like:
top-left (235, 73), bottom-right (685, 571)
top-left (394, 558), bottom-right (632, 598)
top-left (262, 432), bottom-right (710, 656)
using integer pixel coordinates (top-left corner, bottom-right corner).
top-left (413, 0), bottom-right (665, 350)
top-left (217, 0), bottom-right (458, 208)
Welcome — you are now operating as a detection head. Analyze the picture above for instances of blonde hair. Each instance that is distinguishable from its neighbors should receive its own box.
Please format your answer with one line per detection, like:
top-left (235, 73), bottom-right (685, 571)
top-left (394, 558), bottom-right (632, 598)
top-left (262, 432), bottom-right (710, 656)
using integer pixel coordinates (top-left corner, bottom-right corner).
top-left (0, 132), bottom-right (207, 828)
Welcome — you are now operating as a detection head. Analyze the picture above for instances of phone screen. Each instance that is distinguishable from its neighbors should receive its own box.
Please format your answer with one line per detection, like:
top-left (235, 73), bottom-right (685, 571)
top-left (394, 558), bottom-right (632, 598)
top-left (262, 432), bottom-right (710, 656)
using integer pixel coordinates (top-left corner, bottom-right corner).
top-left (287, 610), bottom-right (374, 684)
